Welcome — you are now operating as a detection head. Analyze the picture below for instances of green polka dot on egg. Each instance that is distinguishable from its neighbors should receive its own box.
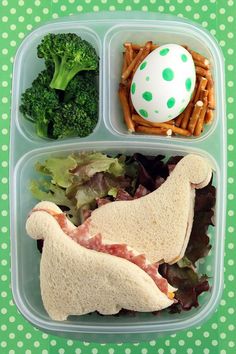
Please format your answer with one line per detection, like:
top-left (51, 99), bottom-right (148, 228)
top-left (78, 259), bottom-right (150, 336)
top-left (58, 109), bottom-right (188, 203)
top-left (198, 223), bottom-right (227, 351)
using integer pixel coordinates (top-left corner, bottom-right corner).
top-left (185, 78), bottom-right (192, 92)
top-left (142, 91), bottom-right (152, 101)
top-left (162, 68), bottom-right (174, 81)
top-left (167, 97), bottom-right (176, 109)
top-left (160, 48), bottom-right (169, 56)
top-left (181, 54), bottom-right (188, 62)
top-left (131, 82), bottom-right (136, 94)
top-left (140, 61), bottom-right (147, 70)
top-left (139, 109), bottom-right (148, 118)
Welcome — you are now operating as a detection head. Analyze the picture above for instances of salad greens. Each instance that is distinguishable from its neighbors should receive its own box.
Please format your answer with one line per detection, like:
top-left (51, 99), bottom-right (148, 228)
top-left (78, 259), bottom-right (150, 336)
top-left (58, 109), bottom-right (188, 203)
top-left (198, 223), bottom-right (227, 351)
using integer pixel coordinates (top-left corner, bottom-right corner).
top-left (30, 152), bottom-right (128, 225)
top-left (31, 151), bottom-right (216, 312)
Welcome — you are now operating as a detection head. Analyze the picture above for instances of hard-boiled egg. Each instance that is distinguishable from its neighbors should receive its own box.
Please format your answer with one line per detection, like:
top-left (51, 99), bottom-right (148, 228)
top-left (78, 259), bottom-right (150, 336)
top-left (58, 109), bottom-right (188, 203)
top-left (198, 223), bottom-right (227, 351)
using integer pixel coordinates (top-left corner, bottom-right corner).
top-left (130, 44), bottom-right (196, 123)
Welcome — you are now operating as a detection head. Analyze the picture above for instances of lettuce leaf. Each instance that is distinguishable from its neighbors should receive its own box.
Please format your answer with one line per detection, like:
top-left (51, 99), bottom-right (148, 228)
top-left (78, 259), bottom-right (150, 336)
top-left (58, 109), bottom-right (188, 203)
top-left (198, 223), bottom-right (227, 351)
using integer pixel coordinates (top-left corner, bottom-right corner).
top-left (71, 152), bottom-right (125, 183)
top-left (35, 155), bottom-right (77, 188)
top-left (30, 179), bottom-right (80, 225)
top-left (35, 152), bottom-right (125, 190)
top-left (159, 263), bottom-right (209, 311)
top-left (30, 152), bottom-right (127, 222)
top-left (74, 172), bottom-right (129, 208)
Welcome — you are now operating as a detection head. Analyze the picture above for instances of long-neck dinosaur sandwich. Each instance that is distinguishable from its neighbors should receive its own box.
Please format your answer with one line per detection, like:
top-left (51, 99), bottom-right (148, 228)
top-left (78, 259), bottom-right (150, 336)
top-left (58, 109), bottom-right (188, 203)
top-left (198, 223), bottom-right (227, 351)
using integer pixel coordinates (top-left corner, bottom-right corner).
top-left (80, 153), bottom-right (212, 264)
top-left (26, 154), bottom-right (212, 320)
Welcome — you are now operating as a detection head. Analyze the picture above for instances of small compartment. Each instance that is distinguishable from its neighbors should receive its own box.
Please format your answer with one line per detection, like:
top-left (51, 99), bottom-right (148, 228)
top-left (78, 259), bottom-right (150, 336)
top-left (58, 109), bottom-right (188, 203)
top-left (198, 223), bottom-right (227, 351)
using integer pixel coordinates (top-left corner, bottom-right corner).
top-left (12, 23), bottom-right (102, 143)
top-left (11, 140), bottom-right (225, 342)
top-left (103, 21), bottom-right (224, 142)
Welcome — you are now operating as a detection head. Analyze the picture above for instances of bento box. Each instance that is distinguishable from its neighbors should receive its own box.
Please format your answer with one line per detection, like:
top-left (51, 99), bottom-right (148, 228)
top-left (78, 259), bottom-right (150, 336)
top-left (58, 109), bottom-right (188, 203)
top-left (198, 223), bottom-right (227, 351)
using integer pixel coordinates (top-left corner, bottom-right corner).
top-left (10, 12), bottom-right (226, 343)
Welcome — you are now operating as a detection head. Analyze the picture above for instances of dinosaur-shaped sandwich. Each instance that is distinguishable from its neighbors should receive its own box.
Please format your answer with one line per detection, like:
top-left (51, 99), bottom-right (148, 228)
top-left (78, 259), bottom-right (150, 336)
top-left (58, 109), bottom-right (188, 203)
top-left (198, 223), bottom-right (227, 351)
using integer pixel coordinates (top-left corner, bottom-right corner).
top-left (26, 154), bottom-right (213, 320)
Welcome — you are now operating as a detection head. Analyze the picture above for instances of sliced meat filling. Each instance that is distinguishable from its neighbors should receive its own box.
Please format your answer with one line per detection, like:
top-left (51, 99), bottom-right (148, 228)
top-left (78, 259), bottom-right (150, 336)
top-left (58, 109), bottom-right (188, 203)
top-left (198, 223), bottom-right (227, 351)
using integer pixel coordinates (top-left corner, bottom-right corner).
top-left (31, 208), bottom-right (174, 299)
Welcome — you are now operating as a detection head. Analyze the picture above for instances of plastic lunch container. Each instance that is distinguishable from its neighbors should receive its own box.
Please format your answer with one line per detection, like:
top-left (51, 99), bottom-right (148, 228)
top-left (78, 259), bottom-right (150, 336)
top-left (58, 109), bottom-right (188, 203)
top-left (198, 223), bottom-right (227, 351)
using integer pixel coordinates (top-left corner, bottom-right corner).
top-left (10, 12), bottom-right (226, 342)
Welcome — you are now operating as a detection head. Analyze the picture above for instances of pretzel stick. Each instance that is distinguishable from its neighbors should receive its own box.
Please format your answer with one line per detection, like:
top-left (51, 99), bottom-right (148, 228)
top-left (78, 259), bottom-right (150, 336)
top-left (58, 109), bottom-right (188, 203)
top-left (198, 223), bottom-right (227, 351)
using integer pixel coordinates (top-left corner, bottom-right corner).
top-left (118, 84), bottom-right (135, 133)
top-left (206, 73), bottom-right (215, 109)
top-left (132, 115), bottom-right (191, 136)
top-left (125, 49), bottom-right (131, 67)
top-left (208, 87), bottom-right (215, 110)
top-left (122, 48), bottom-right (144, 80)
top-left (187, 48), bottom-right (208, 63)
top-left (121, 52), bottom-right (127, 74)
top-left (132, 41), bottom-right (152, 73)
top-left (165, 119), bottom-right (175, 125)
top-left (190, 82), bottom-right (198, 103)
top-left (193, 59), bottom-right (210, 70)
top-left (194, 77), bottom-right (208, 103)
top-left (188, 100), bottom-right (203, 134)
top-left (205, 109), bottom-right (214, 124)
top-left (124, 43), bottom-right (159, 51)
top-left (136, 125), bottom-right (169, 136)
top-left (199, 89), bottom-right (208, 101)
top-left (125, 43), bottom-right (134, 66)
top-left (175, 112), bottom-right (185, 127)
top-left (194, 97), bottom-right (208, 136)
top-left (161, 124), bottom-right (191, 136)
top-left (181, 102), bottom-right (194, 129)
top-left (121, 53), bottom-right (128, 84)
top-left (196, 66), bottom-right (210, 78)
top-left (132, 114), bottom-right (174, 127)
top-left (206, 72), bottom-right (213, 87)
top-left (128, 93), bottom-right (135, 114)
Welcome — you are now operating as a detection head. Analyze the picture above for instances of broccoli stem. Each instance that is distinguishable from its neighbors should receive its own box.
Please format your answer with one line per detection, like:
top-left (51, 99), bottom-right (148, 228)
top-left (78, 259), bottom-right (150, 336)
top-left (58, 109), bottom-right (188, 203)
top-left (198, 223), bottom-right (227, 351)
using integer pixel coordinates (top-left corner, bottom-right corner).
top-left (49, 55), bottom-right (61, 89)
top-left (50, 56), bottom-right (95, 90)
top-left (50, 68), bottom-right (79, 90)
top-left (35, 116), bottom-right (49, 138)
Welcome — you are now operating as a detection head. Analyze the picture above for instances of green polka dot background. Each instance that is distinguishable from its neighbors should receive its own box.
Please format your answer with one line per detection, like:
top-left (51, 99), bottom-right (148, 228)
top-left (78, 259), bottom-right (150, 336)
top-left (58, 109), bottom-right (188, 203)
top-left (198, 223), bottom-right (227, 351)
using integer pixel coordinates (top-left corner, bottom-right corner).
top-left (1, 0), bottom-right (236, 353)
top-left (131, 44), bottom-right (196, 122)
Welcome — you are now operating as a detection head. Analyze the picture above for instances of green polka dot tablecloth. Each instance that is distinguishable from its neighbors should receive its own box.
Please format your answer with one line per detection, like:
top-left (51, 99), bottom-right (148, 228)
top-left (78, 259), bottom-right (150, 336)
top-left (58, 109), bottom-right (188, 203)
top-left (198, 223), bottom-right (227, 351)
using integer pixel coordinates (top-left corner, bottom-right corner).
top-left (0, 0), bottom-right (235, 353)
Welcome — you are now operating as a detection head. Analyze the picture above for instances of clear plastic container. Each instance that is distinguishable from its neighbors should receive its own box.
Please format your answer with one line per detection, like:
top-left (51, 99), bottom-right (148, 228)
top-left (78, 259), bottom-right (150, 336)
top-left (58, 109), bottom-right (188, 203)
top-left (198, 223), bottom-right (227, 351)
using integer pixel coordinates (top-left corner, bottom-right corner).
top-left (10, 12), bottom-right (226, 343)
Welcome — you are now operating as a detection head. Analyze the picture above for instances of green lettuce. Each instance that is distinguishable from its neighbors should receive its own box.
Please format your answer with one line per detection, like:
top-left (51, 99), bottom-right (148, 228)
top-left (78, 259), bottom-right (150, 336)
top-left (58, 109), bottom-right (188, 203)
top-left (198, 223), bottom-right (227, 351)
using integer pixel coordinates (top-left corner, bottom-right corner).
top-left (71, 152), bottom-right (125, 183)
top-left (30, 179), bottom-right (80, 225)
top-left (74, 173), bottom-right (128, 208)
top-left (35, 155), bottom-right (77, 188)
top-left (30, 152), bottom-right (126, 224)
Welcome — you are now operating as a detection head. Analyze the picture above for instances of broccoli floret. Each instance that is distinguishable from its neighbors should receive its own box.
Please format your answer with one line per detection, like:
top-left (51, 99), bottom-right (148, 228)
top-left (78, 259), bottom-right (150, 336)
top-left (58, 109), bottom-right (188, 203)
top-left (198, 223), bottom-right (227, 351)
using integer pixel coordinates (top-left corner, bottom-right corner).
top-left (64, 71), bottom-right (98, 115)
top-left (37, 33), bottom-right (99, 91)
top-left (20, 69), bottom-right (59, 138)
top-left (52, 102), bottom-right (97, 139)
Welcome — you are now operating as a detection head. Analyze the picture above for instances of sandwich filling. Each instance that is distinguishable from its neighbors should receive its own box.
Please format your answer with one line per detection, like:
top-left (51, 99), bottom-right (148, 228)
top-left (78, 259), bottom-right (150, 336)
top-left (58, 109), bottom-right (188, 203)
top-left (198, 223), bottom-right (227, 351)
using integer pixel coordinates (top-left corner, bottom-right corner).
top-left (31, 208), bottom-right (175, 300)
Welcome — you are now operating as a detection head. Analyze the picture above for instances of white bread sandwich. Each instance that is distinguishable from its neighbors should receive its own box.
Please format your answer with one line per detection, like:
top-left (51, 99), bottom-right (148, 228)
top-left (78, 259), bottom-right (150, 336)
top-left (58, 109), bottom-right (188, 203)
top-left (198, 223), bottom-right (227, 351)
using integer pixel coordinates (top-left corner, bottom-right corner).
top-left (26, 201), bottom-right (175, 320)
top-left (87, 154), bottom-right (213, 264)
top-left (25, 154), bottom-right (212, 320)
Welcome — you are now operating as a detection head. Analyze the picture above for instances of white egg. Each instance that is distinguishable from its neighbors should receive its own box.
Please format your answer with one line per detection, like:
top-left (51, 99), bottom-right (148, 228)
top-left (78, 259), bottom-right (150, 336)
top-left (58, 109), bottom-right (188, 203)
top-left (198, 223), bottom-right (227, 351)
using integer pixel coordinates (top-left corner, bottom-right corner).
top-left (130, 44), bottom-right (196, 123)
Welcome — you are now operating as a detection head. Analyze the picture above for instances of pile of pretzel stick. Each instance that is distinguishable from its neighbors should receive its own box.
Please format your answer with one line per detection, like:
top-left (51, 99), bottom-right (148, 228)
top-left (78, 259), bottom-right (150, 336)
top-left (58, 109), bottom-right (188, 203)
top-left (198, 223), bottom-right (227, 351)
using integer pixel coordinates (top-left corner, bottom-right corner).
top-left (118, 41), bottom-right (215, 137)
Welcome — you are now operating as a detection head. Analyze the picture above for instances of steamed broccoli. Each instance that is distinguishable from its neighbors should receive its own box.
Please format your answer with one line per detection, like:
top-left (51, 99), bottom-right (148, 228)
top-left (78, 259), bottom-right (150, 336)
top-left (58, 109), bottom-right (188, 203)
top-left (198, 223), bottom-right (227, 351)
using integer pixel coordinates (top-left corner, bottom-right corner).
top-left (52, 102), bottom-right (97, 139)
top-left (20, 33), bottom-right (99, 139)
top-left (37, 33), bottom-right (99, 90)
top-left (20, 69), bottom-right (59, 138)
top-left (64, 71), bottom-right (98, 116)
